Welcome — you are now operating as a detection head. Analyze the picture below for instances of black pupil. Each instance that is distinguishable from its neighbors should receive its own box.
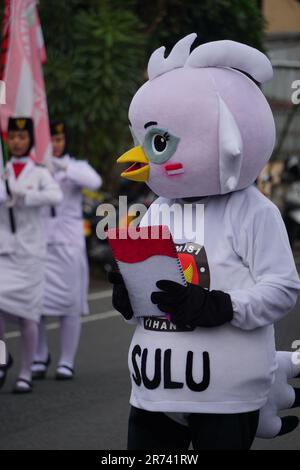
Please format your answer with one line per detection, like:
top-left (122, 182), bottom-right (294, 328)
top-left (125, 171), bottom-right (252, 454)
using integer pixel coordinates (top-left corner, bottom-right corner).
top-left (153, 135), bottom-right (167, 152)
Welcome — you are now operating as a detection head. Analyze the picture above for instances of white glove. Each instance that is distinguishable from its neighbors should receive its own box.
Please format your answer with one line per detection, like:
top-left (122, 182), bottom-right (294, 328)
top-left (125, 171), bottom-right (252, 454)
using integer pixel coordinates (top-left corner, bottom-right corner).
top-left (51, 157), bottom-right (68, 172)
top-left (5, 194), bottom-right (17, 208)
top-left (1, 174), bottom-right (26, 205)
top-left (9, 187), bottom-right (27, 206)
top-left (11, 187), bottom-right (27, 198)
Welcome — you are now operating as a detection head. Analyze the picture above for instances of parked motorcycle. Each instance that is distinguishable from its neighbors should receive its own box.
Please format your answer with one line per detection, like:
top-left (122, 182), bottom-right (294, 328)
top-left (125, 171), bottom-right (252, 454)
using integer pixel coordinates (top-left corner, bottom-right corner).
top-left (282, 155), bottom-right (300, 248)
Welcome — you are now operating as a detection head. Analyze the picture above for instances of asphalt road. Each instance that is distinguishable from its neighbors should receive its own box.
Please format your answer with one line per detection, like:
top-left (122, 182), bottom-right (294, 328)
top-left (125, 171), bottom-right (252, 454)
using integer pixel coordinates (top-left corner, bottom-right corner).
top-left (0, 282), bottom-right (300, 450)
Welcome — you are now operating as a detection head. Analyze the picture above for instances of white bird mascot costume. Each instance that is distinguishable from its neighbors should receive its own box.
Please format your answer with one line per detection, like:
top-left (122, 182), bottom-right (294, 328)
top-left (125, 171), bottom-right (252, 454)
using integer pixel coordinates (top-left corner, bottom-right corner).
top-left (109, 34), bottom-right (300, 450)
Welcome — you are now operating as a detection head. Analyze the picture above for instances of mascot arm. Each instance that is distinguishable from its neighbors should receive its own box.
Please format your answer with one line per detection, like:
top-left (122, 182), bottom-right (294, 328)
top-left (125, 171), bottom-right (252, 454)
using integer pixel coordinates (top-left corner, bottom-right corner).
top-left (229, 205), bottom-right (300, 330)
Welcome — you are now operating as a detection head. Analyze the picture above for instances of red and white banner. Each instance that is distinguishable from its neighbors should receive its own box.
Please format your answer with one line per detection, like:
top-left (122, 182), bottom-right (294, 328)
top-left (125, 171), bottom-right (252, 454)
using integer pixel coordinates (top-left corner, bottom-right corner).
top-left (0, 0), bottom-right (51, 163)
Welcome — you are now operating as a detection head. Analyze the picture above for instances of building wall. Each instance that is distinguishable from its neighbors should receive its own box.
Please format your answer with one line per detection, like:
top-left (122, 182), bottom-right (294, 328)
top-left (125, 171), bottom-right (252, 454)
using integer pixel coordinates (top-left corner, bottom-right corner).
top-left (261, 0), bottom-right (300, 158)
top-left (263, 0), bottom-right (300, 33)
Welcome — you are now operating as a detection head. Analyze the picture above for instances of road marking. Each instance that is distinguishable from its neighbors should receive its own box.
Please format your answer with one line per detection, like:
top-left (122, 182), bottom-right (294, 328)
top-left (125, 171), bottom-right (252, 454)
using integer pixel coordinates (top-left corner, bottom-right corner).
top-left (81, 310), bottom-right (118, 323)
top-left (5, 309), bottom-right (119, 340)
top-left (87, 289), bottom-right (112, 301)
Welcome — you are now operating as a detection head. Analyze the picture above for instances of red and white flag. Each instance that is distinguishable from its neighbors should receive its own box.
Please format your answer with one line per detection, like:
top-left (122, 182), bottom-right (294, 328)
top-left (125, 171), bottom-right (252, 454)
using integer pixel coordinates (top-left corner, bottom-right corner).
top-left (0, 0), bottom-right (51, 163)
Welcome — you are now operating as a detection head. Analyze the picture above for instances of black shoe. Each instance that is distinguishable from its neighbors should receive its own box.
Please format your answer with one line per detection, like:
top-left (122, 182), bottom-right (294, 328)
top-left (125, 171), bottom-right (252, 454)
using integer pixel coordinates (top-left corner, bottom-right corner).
top-left (55, 365), bottom-right (74, 381)
top-left (278, 416), bottom-right (299, 436)
top-left (31, 354), bottom-right (51, 380)
top-left (0, 353), bottom-right (14, 390)
top-left (291, 388), bottom-right (300, 409)
top-left (12, 378), bottom-right (33, 394)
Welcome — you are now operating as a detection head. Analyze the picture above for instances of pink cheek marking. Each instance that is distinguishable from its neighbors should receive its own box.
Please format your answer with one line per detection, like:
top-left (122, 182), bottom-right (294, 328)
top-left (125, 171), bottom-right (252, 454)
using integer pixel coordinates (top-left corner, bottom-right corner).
top-left (164, 163), bottom-right (185, 176)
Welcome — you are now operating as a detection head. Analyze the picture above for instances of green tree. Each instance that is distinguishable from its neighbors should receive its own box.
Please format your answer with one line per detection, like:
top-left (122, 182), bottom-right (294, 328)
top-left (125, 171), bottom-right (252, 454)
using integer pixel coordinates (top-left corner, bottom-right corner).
top-left (135, 0), bottom-right (265, 54)
top-left (1, 0), bottom-right (265, 186)
top-left (42, 1), bottom-right (145, 181)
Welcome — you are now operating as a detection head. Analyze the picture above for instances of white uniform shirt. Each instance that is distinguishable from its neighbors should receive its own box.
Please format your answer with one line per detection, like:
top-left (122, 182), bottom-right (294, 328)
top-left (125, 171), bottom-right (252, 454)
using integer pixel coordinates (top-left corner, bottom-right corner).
top-left (0, 158), bottom-right (63, 258)
top-left (44, 154), bottom-right (102, 248)
top-left (126, 185), bottom-right (300, 414)
top-left (0, 157), bottom-right (63, 320)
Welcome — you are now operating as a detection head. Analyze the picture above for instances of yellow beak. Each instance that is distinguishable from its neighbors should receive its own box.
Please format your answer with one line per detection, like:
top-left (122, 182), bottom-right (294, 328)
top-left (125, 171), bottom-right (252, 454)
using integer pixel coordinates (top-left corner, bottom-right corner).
top-left (117, 146), bottom-right (149, 182)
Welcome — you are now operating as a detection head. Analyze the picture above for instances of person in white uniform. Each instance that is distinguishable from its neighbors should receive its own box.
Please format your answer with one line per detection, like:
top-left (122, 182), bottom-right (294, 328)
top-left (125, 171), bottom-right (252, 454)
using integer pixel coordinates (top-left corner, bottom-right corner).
top-left (32, 120), bottom-right (102, 380)
top-left (0, 117), bottom-right (63, 394)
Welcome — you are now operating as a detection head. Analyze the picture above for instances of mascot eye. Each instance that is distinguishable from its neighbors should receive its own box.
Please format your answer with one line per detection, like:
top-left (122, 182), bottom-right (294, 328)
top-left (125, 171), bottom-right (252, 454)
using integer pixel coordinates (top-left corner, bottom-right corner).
top-left (152, 133), bottom-right (169, 154)
top-left (143, 127), bottom-right (180, 165)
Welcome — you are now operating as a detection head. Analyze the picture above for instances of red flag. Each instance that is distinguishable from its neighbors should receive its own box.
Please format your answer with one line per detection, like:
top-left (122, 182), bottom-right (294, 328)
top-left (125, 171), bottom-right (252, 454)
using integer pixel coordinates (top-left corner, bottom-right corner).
top-left (0, 0), bottom-right (10, 82)
top-left (0, 0), bottom-right (51, 163)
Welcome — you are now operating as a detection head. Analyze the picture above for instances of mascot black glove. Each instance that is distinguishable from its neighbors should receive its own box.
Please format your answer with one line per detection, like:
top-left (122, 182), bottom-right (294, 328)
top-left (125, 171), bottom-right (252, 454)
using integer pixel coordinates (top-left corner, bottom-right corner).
top-left (108, 271), bottom-right (134, 320)
top-left (151, 280), bottom-right (233, 328)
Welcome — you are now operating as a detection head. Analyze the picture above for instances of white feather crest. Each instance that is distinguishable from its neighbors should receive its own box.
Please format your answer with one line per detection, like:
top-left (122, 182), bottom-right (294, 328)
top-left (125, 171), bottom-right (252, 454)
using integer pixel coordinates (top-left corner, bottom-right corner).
top-left (147, 36), bottom-right (273, 84)
top-left (186, 40), bottom-right (273, 83)
top-left (147, 33), bottom-right (197, 81)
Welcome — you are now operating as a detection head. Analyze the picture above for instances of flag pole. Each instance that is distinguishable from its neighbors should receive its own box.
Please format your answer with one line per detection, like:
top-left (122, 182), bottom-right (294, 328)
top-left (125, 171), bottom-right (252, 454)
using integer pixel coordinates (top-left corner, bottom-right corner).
top-left (0, 121), bottom-right (16, 233)
top-left (0, 1), bottom-right (15, 233)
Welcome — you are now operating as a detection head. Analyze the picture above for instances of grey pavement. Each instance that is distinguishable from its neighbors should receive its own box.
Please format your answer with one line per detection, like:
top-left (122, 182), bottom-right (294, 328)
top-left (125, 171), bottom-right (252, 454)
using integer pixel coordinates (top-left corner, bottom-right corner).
top-left (0, 282), bottom-right (300, 450)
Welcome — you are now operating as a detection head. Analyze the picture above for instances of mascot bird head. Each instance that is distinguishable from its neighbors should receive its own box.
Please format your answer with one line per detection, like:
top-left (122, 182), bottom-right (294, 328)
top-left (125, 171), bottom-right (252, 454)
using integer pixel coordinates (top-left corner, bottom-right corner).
top-left (118, 34), bottom-right (275, 199)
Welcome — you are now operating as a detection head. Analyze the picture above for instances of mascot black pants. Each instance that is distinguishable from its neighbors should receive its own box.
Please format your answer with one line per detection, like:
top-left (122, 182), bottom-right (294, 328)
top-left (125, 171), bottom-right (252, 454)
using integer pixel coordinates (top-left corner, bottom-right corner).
top-left (127, 406), bottom-right (259, 450)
